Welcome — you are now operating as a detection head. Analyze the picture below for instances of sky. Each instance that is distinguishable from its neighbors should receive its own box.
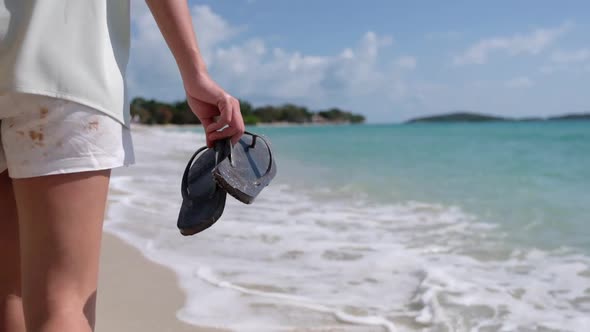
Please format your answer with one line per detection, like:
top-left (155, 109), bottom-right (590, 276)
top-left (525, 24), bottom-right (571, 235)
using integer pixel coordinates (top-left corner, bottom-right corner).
top-left (128, 0), bottom-right (590, 123)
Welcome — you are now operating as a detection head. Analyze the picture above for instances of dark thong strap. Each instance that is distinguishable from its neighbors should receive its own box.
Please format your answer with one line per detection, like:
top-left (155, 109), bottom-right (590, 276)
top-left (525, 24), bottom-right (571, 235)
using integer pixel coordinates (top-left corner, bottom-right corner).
top-left (181, 145), bottom-right (208, 200)
top-left (243, 131), bottom-right (274, 186)
top-left (186, 132), bottom-right (273, 194)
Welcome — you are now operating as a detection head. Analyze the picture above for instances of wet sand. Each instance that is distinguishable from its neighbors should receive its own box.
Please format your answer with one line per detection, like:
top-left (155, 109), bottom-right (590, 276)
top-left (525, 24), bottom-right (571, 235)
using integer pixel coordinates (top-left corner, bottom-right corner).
top-left (96, 233), bottom-right (229, 332)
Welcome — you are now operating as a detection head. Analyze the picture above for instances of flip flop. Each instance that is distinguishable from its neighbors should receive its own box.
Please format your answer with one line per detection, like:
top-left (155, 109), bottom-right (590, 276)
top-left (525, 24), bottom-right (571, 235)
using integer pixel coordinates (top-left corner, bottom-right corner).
top-left (213, 131), bottom-right (277, 204)
top-left (177, 141), bottom-right (231, 236)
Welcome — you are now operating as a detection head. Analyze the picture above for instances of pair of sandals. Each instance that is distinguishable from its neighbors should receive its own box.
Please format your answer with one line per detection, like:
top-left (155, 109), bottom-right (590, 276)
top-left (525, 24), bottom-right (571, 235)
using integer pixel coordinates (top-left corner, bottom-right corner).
top-left (177, 131), bottom-right (277, 236)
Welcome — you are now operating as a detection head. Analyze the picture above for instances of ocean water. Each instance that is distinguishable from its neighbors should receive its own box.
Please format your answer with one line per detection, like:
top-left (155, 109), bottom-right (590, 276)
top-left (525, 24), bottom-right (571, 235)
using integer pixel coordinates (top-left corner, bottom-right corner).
top-left (254, 122), bottom-right (590, 252)
top-left (106, 122), bottom-right (590, 332)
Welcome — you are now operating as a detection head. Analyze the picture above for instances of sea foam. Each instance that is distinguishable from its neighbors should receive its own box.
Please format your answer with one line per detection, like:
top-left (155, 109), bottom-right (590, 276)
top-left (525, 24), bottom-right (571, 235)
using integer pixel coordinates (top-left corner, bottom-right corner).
top-left (105, 127), bottom-right (590, 332)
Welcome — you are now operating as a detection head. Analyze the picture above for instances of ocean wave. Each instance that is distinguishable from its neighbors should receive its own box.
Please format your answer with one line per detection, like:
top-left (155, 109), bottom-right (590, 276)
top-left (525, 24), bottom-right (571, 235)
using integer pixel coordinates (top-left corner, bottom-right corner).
top-left (104, 127), bottom-right (590, 332)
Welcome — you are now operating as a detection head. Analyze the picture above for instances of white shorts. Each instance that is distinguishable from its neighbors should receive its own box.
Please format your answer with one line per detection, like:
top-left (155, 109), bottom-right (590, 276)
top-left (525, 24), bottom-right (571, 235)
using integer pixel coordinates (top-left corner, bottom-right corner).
top-left (0, 93), bottom-right (134, 179)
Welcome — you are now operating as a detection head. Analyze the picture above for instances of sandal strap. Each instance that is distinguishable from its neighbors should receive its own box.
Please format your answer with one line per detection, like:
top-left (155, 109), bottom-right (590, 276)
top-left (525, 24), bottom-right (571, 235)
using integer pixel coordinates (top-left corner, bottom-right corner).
top-left (243, 131), bottom-right (274, 186)
top-left (180, 146), bottom-right (208, 200)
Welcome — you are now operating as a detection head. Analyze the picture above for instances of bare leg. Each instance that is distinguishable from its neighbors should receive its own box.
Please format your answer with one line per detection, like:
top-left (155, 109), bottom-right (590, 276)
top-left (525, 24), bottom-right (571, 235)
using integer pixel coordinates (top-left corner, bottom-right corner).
top-left (13, 170), bottom-right (110, 332)
top-left (0, 171), bottom-right (26, 332)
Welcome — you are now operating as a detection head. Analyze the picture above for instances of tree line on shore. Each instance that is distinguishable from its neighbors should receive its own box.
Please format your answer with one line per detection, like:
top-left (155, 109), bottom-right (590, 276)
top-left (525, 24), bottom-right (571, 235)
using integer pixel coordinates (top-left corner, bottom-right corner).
top-left (406, 111), bottom-right (590, 123)
top-left (130, 97), bottom-right (365, 125)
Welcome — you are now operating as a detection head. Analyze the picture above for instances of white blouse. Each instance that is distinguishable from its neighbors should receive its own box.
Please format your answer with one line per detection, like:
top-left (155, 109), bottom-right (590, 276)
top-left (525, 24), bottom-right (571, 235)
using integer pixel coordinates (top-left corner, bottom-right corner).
top-left (0, 0), bottom-right (131, 126)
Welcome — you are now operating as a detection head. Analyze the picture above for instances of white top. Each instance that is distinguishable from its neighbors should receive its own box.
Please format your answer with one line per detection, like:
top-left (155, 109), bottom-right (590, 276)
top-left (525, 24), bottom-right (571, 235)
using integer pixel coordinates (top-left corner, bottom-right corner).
top-left (0, 0), bottom-right (131, 126)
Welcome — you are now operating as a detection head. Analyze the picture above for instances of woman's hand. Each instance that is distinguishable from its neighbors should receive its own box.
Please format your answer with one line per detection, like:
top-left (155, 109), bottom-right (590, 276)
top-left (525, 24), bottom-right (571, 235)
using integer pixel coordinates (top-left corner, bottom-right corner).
top-left (144, 0), bottom-right (244, 147)
top-left (184, 72), bottom-right (245, 147)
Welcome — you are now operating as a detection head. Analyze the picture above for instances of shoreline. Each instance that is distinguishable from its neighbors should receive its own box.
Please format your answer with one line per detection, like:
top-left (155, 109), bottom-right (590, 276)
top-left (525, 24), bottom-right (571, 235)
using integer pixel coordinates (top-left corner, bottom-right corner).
top-left (130, 121), bottom-right (360, 128)
top-left (97, 233), bottom-right (386, 332)
top-left (95, 125), bottom-right (590, 331)
top-left (96, 233), bottom-right (229, 332)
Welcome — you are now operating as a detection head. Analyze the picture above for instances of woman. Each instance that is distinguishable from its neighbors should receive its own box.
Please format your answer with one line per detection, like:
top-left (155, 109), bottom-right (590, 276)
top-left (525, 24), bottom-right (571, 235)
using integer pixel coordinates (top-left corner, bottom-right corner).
top-left (0, 1), bottom-right (244, 331)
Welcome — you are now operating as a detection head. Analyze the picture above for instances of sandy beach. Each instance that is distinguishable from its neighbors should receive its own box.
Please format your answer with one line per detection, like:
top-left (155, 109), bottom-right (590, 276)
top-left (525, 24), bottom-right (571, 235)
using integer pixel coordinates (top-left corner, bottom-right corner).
top-left (96, 233), bottom-right (228, 332)
top-left (95, 232), bottom-right (378, 332)
top-left (91, 125), bottom-right (590, 331)
top-left (95, 127), bottom-right (389, 331)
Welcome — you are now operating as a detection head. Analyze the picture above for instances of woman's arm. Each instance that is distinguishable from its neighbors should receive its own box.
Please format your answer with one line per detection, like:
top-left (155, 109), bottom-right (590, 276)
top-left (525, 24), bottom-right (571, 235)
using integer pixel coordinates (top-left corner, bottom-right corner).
top-left (144, 0), bottom-right (244, 146)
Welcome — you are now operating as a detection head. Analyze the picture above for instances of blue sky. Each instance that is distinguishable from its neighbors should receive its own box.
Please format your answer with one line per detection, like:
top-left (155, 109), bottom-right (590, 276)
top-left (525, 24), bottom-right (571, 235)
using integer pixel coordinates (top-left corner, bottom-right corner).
top-left (128, 0), bottom-right (590, 122)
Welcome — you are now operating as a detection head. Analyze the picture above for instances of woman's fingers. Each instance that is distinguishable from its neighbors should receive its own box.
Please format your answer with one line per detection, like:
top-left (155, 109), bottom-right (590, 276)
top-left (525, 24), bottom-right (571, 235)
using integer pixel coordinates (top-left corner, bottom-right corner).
top-left (207, 126), bottom-right (240, 143)
top-left (205, 99), bottom-right (245, 145)
top-left (205, 96), bottom-right (234, 134)
top-left (200, 116), bottom-right (214, 129)
top-left (229, 98), bottom-right (245, 145)
top-left (187, 87), bottom-right (245, 146)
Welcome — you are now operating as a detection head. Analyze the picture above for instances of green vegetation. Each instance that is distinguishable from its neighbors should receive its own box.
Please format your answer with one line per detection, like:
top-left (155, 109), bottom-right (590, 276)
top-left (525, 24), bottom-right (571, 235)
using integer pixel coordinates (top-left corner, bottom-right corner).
top-left (130, 97), bottom-right (365, 125)
top-left (406, 112), bottom-right (507, 123)
top-left (548, 113), bottom-right (590, 121)
top-left (130, 98), bottom-right (198, 125)
top-left (405, 111), bottom-right (590, 123)
top-left (318, 108), bottom-right (366, 124)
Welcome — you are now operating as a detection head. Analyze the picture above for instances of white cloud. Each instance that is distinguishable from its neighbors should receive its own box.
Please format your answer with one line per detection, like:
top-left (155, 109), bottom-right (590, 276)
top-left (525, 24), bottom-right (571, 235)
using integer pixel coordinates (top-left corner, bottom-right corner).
top-left (128, 3), bottom-right (240, 98)
top-left (191, 5), bottom-right (241, 56)
top-left (551, 48), bottom-right (590, 63)
top-left (207, 31), bottom-right (400, 102)
top-left (128, 2), bottom-right (179, 97)
top-left (395, 56), bottom-right (417, 70)
top-left (505, 76), bottom-right (534, 88)
top-left (128, 3), bottom-right (416, 119)
top-left (453, 22), bottom-right (571, 65)
top-left (340, 48), bottom-right (354, 59)
top-left (539, 48), bottom-right (590, 74)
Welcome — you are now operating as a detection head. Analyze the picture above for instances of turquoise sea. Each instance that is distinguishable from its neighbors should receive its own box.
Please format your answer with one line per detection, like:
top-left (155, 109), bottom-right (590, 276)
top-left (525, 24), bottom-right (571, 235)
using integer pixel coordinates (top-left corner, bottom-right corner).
top-left (107, 122), bottom-right (590, 331)
top-left (256, 121), bottom-right (590, 253)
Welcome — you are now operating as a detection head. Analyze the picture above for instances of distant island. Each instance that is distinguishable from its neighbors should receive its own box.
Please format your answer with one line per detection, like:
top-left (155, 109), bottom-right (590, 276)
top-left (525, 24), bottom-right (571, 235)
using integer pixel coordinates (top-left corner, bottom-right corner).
top-left (406, 112), bottom-right (590, 123)
top-left (130, 97), bottom-right (365, 125)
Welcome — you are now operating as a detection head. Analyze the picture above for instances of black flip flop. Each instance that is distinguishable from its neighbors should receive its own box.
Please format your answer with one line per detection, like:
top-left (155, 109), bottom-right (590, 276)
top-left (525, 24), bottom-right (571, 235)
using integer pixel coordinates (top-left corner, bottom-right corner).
top-left (177, 140), bottom-right (231, 236)
top-left (213, 131), bottom-right (277, 204)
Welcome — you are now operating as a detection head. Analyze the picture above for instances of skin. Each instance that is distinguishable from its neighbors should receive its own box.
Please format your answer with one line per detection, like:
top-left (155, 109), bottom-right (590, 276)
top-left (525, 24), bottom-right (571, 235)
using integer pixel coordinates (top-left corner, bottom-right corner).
top-left (0, 170), bottom-right (110, 332)
top-left (0, 1), bottom-right (244, 331)
top-left (145, 0), bottom-right (245, 147)
top-left (14, 171), bottom-right (110, 332)
top-left (0, 171), bottom-right (25, 332)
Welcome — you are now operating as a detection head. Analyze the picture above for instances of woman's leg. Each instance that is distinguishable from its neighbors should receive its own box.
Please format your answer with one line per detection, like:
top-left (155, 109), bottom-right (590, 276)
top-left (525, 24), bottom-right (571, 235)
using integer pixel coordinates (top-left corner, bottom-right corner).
top-left (0, 171), bottom-right (26, 332)
top-left (12, 170), bottom-right (110, 332)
